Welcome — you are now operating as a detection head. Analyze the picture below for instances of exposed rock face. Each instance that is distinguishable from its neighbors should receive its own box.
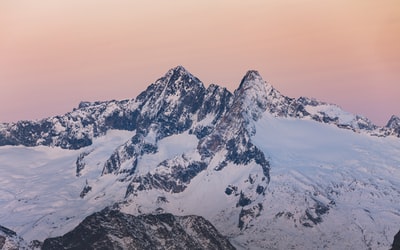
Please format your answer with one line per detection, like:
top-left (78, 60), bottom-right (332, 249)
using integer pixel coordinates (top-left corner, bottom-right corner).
top-left (392, 230), bottom-right (400, 250)
top-left (199, 70), bottom-right (270, 177)
top-left (42, 209), bottom-right (235, 250)
top-left (96, 66), bottom-right (234, 176)
top-left (0, 225), bottom-right (26, 250)
top-left (386, 115), bottom-right (400, 137)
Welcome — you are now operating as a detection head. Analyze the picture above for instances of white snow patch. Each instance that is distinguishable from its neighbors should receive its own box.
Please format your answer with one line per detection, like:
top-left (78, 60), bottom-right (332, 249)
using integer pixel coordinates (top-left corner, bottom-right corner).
top-left (304, 103), bottom-right (355, 124)
top-left (136, 132), bottom-right (198, 175)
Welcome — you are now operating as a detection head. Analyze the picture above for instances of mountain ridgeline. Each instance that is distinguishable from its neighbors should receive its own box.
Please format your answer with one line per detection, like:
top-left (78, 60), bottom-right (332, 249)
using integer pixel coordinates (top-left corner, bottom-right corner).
top-left (1, 67), bottom-right (399, 189)
top-left (1, 66), bottom-right (399, 151)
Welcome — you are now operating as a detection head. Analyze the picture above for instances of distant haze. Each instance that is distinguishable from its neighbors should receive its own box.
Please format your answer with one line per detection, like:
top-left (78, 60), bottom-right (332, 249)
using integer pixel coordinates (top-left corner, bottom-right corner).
top-left (1, 0), bottom-right (399, 125)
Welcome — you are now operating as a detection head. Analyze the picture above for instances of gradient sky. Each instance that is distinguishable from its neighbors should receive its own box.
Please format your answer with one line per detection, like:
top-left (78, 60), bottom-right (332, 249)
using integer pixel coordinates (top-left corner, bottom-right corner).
top-left (0, 0), bottom-right (399, 125)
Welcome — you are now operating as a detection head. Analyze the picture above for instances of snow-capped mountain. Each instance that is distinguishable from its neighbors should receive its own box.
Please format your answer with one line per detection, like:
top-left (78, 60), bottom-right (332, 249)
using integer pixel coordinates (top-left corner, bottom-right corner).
top-left (0, 66), bottom-right (399, 249)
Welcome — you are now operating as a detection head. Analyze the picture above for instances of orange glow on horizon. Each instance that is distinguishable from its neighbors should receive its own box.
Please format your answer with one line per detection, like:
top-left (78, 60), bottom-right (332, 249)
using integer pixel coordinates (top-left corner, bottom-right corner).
top-left (0, 0), bottom-right (399, 125)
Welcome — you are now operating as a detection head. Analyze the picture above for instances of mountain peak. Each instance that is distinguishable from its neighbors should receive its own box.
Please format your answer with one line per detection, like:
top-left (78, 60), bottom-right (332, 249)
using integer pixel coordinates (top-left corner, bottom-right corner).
top-left (244, 70), bottom-right (262, 80)
top-left (165, 65), bottom-right (195, 80)
top-left (169, 65), bottom-right (189, 75)
top-left (159, 65), bottom-right (202, 88)
top-left (386, 115), bottom-right (400, 129)
top-left (238, 70), bottom-right (264, 89)
top-left (230, 70), bottom-right (276, 128)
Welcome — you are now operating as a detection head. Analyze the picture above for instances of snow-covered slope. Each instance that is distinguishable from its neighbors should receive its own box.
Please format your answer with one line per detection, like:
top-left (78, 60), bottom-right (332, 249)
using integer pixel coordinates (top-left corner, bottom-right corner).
top-left (0, 130), bottom-right (135, 242)
top-left (246, 114), bottom-right (400, 249)
top-left (0, 66), bottom-right (399, 249)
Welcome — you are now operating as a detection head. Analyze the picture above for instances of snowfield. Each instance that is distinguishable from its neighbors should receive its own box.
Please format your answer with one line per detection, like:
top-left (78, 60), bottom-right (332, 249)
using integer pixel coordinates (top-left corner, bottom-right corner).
top-left (1, 114), bottom-right (398, 249)
top-left (248, 113), bottom-right (400, 249)
top-left (0, 130), bottom-right (135, 241)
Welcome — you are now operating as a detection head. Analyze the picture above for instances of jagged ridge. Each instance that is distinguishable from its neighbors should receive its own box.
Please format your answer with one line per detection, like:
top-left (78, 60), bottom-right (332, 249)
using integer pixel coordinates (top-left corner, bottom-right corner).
top-left (0, 66), bottom-right (398, 150)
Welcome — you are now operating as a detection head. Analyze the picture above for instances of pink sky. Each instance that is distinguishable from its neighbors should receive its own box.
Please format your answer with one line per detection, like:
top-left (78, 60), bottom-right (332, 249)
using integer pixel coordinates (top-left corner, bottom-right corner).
top-left (0, 0), bottom-right (399, 125)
